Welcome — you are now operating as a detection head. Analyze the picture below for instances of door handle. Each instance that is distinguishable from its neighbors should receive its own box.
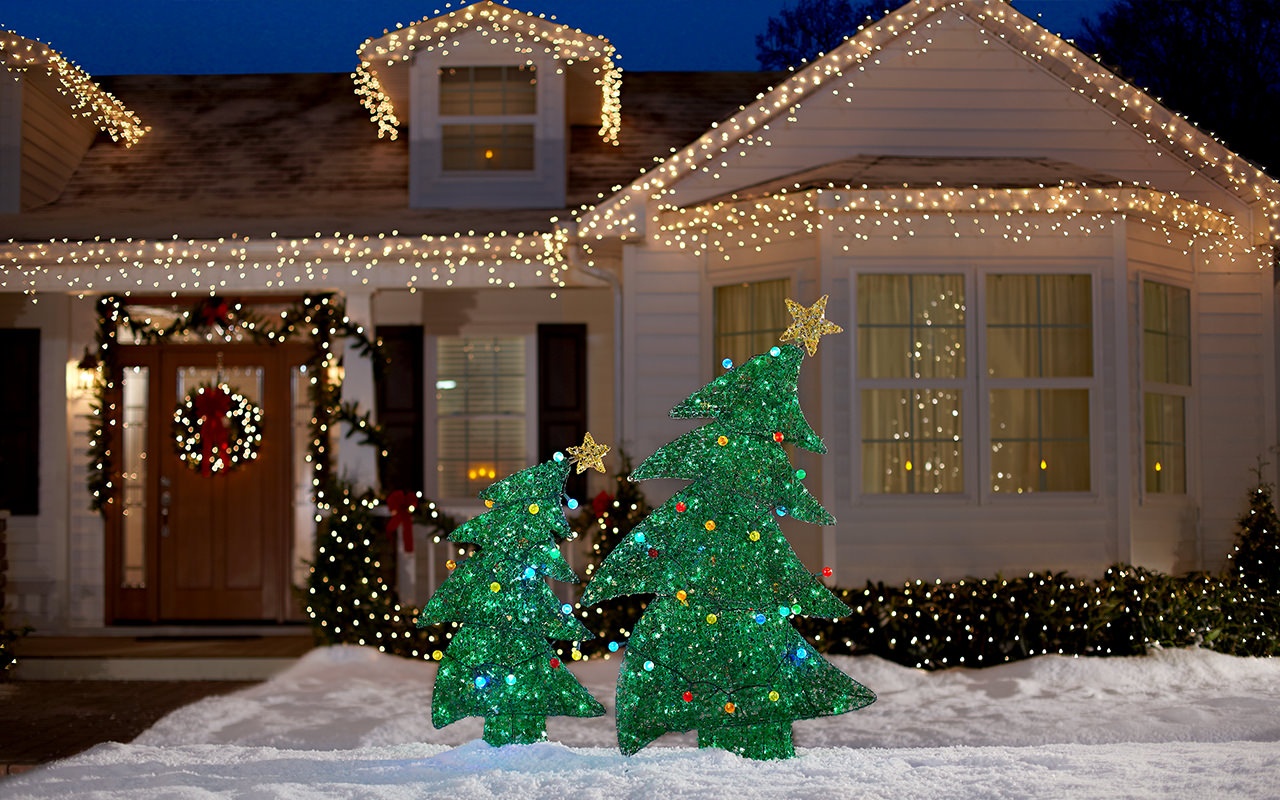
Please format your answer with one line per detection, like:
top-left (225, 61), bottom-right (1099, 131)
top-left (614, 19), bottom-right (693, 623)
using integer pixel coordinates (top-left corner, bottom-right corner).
top-left (160, 477), bottom-right (172, 538)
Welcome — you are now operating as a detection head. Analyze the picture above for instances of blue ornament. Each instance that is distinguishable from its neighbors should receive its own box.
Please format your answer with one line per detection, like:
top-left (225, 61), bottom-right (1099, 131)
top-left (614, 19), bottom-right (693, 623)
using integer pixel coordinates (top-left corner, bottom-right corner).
top-left (770, 346), bottom-right (781, 356)
top-left (779, 605), bottom-right (791, 617)
top-left (721, 357), bottom-right (733, 369)
top-left (523, 567), bottom-right (536, 580)
top-left (553, 451), bottom-right (565, 462)
top-left (754, 613), bottom-right (766, 624)
top-left (474, 675), bottom-right (489, 689)
top-left (635, 533), bottom-right (646, 544)
top-left (561, 603), bottom-right (573, 614)
top-left (567, 498), bottom-right (579, 510)
top-left (796, 647), bottom-right (808, 660)
top-left (776, 506), bottom-right (789, 517)
top-left (644, 660), bottom-right (655, 671)
top-left (608, 641), bottom-right (620, 652)
top-left (505, 674), bottom-right (517, 686)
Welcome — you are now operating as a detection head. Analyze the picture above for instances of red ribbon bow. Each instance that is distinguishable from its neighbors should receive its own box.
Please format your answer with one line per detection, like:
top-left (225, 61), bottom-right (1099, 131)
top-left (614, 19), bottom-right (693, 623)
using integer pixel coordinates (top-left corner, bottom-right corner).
top-left (386, 490), bottom-right (416, 553)
top-left (194, 386), bottom-right (234, 476)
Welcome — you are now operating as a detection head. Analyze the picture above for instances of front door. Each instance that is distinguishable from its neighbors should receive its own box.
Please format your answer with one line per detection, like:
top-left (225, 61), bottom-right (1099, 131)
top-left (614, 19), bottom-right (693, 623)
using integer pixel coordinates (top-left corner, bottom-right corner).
top-left (109, 343), bottom-right (306, 623)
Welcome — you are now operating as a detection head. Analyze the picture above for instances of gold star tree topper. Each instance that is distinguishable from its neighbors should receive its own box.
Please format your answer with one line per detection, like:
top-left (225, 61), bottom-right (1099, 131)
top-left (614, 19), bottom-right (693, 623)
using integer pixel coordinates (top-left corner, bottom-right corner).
top-left (780, 295), bottom-right (843, 356)
top-left (567, 432), bottom-right (610, 474)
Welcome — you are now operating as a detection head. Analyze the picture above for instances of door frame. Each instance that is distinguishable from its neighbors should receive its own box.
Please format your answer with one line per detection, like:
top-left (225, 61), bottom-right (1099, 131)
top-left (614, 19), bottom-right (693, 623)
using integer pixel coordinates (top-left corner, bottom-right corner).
top-left (105, 341), bottom-right (311, 624)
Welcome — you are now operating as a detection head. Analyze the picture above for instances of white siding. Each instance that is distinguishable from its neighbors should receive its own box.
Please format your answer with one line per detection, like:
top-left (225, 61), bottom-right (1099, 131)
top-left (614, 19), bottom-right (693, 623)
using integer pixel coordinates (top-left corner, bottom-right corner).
top-left (665, 12), bottom-right (1238, 218)
top-left (20, 75), bottom-right (97, 210)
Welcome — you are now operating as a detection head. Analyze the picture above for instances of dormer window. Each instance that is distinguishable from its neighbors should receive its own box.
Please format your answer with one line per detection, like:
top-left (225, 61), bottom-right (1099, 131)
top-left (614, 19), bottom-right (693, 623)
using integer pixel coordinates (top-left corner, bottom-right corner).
top-left (440, 66), bottom-right (536, 172)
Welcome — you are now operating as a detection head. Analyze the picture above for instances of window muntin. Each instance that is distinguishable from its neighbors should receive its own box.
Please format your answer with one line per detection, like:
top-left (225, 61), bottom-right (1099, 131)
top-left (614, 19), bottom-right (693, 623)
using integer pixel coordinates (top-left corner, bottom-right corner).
top-left (442, 124), bottom-right (535, 171)
top-left (862, 388), bottom-right (963, 494)
top-left (1142, 281), bottom-right (1191, 494)
top-left (436, 337), bottom-right (527, 498)
top-left (440, 66), bottom-right (536, 116)
top-left (986, 274), bottom-right (1092, 378)
top-left (713, 278), bottom-right (790, 369)
top-left (858, 274), bottom-right (966, 494)
top-left (990, 388), bottom-right (1091, 493)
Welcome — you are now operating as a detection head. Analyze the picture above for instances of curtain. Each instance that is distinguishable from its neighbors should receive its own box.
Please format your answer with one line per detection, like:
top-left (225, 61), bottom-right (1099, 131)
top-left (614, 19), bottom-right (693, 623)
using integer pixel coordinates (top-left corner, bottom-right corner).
top-left (713, 279), bottom-right (790, 369)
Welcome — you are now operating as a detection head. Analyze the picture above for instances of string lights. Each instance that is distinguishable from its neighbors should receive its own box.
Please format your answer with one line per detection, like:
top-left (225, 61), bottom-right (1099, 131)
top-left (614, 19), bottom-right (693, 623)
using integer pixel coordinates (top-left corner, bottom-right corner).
top-left (0, 32), bottom-right (147, 146)
top-left (354, 1), bottom-right (621, 144)
top-left (576, 0), bottom-right (1279, 244)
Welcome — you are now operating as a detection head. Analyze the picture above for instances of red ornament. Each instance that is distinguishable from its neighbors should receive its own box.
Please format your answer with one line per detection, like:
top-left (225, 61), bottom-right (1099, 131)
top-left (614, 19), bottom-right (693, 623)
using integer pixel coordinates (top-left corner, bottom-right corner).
top-left (773, 431), bottom-right (784, 443)
top-left (550, 658), bottom-right (561, 669)
top-left (648, 548), bottom-right (659, 558)
top-left (675, 501), bottom-right (687, 513)
top-left (193, 386), bottom-right (234, 476)
top-left (822, 566), bottom-right (833, 578)
top-left (682, 691), bottom-right (693, 703)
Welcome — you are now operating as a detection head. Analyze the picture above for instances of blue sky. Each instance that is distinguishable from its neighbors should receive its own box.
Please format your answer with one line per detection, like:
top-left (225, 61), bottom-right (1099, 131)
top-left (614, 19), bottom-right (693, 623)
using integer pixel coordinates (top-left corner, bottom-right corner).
top-left (4, 1), bottom-right (1113, 75)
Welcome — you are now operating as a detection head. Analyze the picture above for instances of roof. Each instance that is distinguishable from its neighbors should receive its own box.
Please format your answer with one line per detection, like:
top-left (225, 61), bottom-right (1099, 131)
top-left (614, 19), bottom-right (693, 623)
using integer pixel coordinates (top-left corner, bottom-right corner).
top-left (0, 70), bottom-right (780, 242)
top-left (580, 0), bottom-right (1280, 242)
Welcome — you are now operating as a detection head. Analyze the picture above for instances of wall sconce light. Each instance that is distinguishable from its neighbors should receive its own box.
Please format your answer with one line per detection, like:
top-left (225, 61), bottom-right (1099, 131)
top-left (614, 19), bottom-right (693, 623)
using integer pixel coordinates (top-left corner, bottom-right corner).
top-left (68, 347), bottom-right (100, 399)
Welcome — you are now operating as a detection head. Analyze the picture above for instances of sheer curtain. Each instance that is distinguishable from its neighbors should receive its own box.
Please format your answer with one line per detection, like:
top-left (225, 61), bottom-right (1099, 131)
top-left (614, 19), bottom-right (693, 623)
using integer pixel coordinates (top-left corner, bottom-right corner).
top-left (987, 274), bottom-right (1092, 493)
top-left (858, 274), bottom-right (965, 494)
top-left (714, 279), bottom-right (790, 369)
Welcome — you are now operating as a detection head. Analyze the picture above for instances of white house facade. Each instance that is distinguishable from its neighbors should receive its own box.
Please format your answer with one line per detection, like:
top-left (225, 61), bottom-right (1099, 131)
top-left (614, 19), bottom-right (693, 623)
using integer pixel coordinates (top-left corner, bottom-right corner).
top-left (1, 0), bottom-right (1276, 633)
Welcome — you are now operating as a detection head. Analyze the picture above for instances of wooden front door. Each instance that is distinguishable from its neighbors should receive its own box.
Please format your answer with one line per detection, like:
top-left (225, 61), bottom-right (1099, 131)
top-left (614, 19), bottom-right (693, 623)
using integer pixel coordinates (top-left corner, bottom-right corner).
top-left (109, 343), bottom-right (306, 623)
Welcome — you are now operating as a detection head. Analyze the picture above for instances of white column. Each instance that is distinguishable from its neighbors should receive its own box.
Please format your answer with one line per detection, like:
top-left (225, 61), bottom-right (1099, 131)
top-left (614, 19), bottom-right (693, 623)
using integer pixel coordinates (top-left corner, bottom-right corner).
top-left (337, 291), bottom-right (380, 492)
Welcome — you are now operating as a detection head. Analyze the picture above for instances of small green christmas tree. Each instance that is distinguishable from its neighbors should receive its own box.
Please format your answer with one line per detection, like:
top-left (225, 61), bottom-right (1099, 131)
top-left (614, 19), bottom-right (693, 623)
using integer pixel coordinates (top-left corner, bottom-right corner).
top-left (1230, 463), bottom-right (1280, 594)
top-left (583, 297), bottom-right (875, 760)
top-left (417, 436), bottom-right (608, 746)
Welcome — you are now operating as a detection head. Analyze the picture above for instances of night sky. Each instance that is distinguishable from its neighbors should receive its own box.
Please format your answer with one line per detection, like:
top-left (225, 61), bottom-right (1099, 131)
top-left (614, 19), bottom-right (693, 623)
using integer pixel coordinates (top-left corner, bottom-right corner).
top-left (4, 1), bottom-right (1114, 75)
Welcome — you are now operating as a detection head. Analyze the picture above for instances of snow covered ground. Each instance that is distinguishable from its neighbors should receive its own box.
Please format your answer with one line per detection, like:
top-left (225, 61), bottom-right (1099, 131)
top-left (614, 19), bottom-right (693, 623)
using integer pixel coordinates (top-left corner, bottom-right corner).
top-left (4, 645), bottom-right (1280, 798)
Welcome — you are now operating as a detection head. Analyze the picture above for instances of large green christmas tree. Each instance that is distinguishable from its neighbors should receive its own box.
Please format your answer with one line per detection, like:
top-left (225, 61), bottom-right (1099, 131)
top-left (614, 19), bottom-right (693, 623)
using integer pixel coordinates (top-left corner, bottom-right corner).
top-left (417, 436), bottom-right (609, 746)
top-left (583, 297), bottom-right (875, 760)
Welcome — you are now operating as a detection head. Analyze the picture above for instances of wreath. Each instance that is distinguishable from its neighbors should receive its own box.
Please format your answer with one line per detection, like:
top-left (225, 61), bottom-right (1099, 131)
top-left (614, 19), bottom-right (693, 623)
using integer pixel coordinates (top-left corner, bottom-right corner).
top-left (172, 383), bottom-right (264, 475)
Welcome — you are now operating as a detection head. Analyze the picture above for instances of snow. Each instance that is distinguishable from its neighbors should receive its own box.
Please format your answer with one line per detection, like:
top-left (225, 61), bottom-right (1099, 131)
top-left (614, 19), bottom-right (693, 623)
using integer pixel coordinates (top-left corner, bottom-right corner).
top-left (4, 646), bottom-right (1280, 798)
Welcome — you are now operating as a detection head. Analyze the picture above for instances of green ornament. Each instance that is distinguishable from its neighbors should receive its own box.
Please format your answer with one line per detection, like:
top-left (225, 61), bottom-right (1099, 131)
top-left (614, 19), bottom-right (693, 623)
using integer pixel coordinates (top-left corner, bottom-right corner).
top-left (584, 341), bottom-right (875, 760)
top-left (419, 455), bottom-right (604, 746)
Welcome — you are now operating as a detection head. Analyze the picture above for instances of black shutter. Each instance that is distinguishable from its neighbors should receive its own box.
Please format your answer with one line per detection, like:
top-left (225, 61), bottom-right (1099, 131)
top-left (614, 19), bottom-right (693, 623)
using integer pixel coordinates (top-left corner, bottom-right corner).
top-left (538, 324), bottom-right (588, 500)
top-left (374, 326), bottom-right (424, 495)
top-left (0, 329), bottom-right (39, 515)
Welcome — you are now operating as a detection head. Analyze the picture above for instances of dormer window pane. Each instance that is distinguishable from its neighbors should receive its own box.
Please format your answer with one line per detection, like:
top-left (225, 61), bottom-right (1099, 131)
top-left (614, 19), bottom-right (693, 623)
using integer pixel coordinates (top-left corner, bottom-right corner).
top-left (439, 65), bottom-right (537, 116)
top-left (442, 125), bottom-right (535, 171)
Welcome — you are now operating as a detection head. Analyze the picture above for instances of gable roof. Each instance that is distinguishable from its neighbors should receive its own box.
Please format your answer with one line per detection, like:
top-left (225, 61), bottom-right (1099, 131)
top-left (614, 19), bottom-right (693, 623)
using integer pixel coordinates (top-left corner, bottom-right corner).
top-left (578, 0), bottom-right (1280, 242)
top-left (1, 32), bottom-right (146, 147)
top-left (355, 1), bottom-right (620, 143)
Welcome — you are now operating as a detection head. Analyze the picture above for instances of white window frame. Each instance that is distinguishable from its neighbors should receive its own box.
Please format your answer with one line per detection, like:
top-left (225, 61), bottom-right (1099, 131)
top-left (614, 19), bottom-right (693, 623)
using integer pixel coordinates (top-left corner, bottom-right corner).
top-left (1138, 274), bottom-right (1194, 499)
top-left (424, 332), bottom-right (538, 511)
top-left (438, 65), bottom-right (538, 174)
top-left (850, 263), bottom-right (1103, 504)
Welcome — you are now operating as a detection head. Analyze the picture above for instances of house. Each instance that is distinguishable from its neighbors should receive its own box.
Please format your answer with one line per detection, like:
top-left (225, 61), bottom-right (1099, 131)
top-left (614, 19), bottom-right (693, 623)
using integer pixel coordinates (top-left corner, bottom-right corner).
top-left (1, 0), bottom-right (1276, 634)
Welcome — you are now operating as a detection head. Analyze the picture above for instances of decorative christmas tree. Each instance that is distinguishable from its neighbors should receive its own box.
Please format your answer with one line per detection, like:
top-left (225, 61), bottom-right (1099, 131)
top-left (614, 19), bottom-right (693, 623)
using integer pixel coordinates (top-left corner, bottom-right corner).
top-left (417, 434), bottom-right (609, 746)
top-left (583, 296), bottom-right (875, 760)
top-left (1230, 462), bottom-right (1280, 594)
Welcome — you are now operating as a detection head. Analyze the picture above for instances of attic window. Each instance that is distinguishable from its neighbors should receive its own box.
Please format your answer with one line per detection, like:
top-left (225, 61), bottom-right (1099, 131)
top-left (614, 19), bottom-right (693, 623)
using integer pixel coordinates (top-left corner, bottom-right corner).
top-left (439, 66), bottom-right (536, 172)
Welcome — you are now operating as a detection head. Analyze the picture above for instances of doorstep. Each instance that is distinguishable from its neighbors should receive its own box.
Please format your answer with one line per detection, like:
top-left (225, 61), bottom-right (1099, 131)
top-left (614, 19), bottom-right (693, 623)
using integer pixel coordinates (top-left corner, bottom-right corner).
top-left (10, 632), bottom-right (315, 681)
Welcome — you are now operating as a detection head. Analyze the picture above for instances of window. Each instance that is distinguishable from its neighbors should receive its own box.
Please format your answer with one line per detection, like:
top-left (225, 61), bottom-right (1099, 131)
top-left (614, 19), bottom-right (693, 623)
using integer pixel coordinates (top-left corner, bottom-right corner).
top-left (714, 279), bottom-right (790, 369)
top-left (436, 336), bottom-right (527, 498)
top-left (857, 274), bottom-right (965, 494)
top-left (439, 66), bottom-right (536, 172)
top-left (1143, 281), bottom-right (1190, 494)
top-left (987, 274), bottom-right (1092, 493)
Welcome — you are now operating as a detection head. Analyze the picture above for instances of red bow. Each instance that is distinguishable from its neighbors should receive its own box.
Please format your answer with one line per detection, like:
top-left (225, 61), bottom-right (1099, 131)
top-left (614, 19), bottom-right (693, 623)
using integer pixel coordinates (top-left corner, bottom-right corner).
top-left (194, 386), bottom-right (234, 476)
top-left (592, 490), bottom-right (614, 518)
top-left (200, 299), bottom-right (230, 328)
top-left (386, 490), bottom-right (416, 553)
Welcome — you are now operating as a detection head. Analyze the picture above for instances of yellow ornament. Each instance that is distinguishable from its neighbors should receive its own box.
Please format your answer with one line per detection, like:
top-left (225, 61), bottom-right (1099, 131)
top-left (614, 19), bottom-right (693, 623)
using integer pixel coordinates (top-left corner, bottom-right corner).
top-left (724, 702), bottom-right (736, 714)
top-left (780, 295), bottom-right (843, 356)
top-left (704, 520), bottom-right (716, 531)
top-left (768, 690), bottom-right (780, 702)
top-left (445, 559), bottom-right (457, 570)
top-left (571, 649), bottom-right (582, 661)
top-left (432, 649), bottom-right (443, 661)
top-left (528, 503), bottom-right (540, 515)
top-left (716, 435), bottom-right (728, 446)
top-left (566, 431), bottom-right (610, 474)
top-left (489, 582), bottom-right (501, 592)
top-left (484, 499), bottom-right (494, 508)
top-left (676, 590), bottom-right (688, 605)
top-left (749, 530), bottom-right (761, 542)
top-left (706, 613), bottom-right (718, 625)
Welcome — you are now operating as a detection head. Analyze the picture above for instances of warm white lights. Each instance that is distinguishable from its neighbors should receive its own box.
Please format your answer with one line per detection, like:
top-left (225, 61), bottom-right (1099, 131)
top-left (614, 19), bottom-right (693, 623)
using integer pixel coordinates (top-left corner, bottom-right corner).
top-left (354, 1), bottom-right (621, 144)
top-left (0, 32), bottom-right (147, 146)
